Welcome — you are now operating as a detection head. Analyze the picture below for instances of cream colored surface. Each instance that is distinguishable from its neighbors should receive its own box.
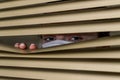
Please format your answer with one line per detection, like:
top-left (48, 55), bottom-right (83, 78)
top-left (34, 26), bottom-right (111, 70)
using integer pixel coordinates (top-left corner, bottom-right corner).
top-left (0, 8), bottom-right (120, 27)
top-left (0, 68), bottom-right (120, 80)
top-left (0, 0), bottom-right (58, 9)
top-left (0, 0), bottom-right (120, 18)
top-left (0, 48), bottom-right (119, 58)
top-left (0, 58), bottom-right (120, 73)
top-left (0, 76), bottom-right (33, 80)
top-left (0, 0), bottom-right (120, 80)
top-left (0, 21), bottom-right (119, 36)
top-left (0, 44), bottom-right (22, 53)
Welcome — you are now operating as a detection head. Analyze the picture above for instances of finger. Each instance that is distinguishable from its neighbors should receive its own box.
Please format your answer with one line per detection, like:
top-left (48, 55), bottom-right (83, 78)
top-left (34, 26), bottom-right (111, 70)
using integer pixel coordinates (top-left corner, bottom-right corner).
top-left (19, 43), bottom-right (27, 50)
top-left (14, 43), bottom-right (20, 48)
top-left (29, 43), bottom-right (37, 50)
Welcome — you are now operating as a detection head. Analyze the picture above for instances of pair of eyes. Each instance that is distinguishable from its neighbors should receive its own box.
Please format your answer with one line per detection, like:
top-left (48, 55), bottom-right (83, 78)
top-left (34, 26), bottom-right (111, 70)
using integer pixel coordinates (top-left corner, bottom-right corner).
top-left (44, 36), bottom-right (83, 42)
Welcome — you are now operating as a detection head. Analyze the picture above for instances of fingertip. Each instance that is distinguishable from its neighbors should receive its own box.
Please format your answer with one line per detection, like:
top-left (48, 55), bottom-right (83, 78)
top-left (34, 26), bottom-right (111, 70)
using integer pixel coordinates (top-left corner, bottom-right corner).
top-left (29, 43), bottom-right (37, 50)
top-left (19, 43), bottom-right (27, 50)
top-left (14, 43), bottom-right (20, 48)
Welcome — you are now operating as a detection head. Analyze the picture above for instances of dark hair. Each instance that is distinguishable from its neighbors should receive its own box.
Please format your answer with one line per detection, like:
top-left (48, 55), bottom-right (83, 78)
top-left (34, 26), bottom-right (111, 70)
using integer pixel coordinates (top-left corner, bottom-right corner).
top-left (38, 32), bottom-right (110, 38)
top-left (98, 32), bottom-right (110, 38)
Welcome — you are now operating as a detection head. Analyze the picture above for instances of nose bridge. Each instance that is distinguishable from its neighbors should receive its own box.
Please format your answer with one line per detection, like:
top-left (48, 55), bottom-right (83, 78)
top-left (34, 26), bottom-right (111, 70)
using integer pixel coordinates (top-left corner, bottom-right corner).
top-left (56, 35), bottom-right (65, 40)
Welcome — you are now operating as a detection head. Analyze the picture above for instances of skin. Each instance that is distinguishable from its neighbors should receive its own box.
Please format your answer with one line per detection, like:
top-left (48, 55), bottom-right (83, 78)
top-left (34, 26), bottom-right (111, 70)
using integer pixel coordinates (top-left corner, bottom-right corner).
top-left (42, 33), bottom-right (98, 43)
top-left (14, 33), bottom-right (98, 50)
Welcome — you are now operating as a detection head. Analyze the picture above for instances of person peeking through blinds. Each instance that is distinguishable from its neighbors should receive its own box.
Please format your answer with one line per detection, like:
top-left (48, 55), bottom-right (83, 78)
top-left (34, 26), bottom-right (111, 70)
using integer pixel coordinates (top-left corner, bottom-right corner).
top-left (14, 32), bottom-right (109, 50)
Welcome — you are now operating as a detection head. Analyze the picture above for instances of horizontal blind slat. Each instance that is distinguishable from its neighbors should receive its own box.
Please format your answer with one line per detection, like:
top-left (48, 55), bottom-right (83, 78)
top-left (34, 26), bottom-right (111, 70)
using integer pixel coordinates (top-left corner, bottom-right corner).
top-left (0, 0), bottom-right (16, 3)
top-left (0, 67), bottom-right (120, 80)
top-left (0, 0), bottom-right (120, 18)
top-left (0, 47), bottom-right (120, 59)
top-left (0, 59), bottom-right (120, 73)
top-left (0, 76), bottom-right (36, 80)
top-left (0, 0), bottom-right (58, 10)
top-left (0, 8), bottom-right (120, 27)
top-left (0, 44), bottom-right (24, 53)
top-left (0, 20), bottom-right (120, 36)
top-left (0, 48), bottom-right (120, 59)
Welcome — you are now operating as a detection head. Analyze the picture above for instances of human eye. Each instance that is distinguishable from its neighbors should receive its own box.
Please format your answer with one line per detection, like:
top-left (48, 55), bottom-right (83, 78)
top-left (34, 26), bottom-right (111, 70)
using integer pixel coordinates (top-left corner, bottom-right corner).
top-left (71, 36), bottom-right (83, 41)
top-left (44, 36), bottom-right (55, 42)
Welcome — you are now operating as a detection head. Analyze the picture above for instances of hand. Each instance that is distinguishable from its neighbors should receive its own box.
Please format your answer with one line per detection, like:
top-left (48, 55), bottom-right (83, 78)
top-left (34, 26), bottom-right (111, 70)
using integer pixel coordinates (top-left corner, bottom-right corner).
top-left (14, 43), bottom-right (37, 50)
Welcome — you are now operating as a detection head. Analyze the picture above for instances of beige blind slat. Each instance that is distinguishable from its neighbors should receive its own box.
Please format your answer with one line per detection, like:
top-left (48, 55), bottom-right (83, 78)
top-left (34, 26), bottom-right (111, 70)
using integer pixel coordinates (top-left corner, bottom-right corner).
top-left (0, 8), bottom-right (120, 27)
top-left (0, 78), bottom-right (14, 80)
top-left (0, 76), bottom-right (34, 80)
top-left (0, 44), bottom-right (24, 53)
top-left (0, 0), bottom-right (58, 10)
top-left (0, 0), bottom-right (16, 3)
top-left (0, 58), bottom-right (120, 73)
top-left (0, 48), bottom-right (120, 59)
top-left (0, 0), bottom-right (120, 18)
top-left (0, 67), bottom-right (120, 80)
top-left (0, 20), bottom-right (119, 36)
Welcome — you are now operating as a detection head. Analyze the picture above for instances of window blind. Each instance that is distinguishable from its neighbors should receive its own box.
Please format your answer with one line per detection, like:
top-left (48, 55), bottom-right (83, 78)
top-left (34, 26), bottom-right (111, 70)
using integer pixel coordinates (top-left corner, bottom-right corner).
top-left (0, 0), bottom-right (120, 80)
